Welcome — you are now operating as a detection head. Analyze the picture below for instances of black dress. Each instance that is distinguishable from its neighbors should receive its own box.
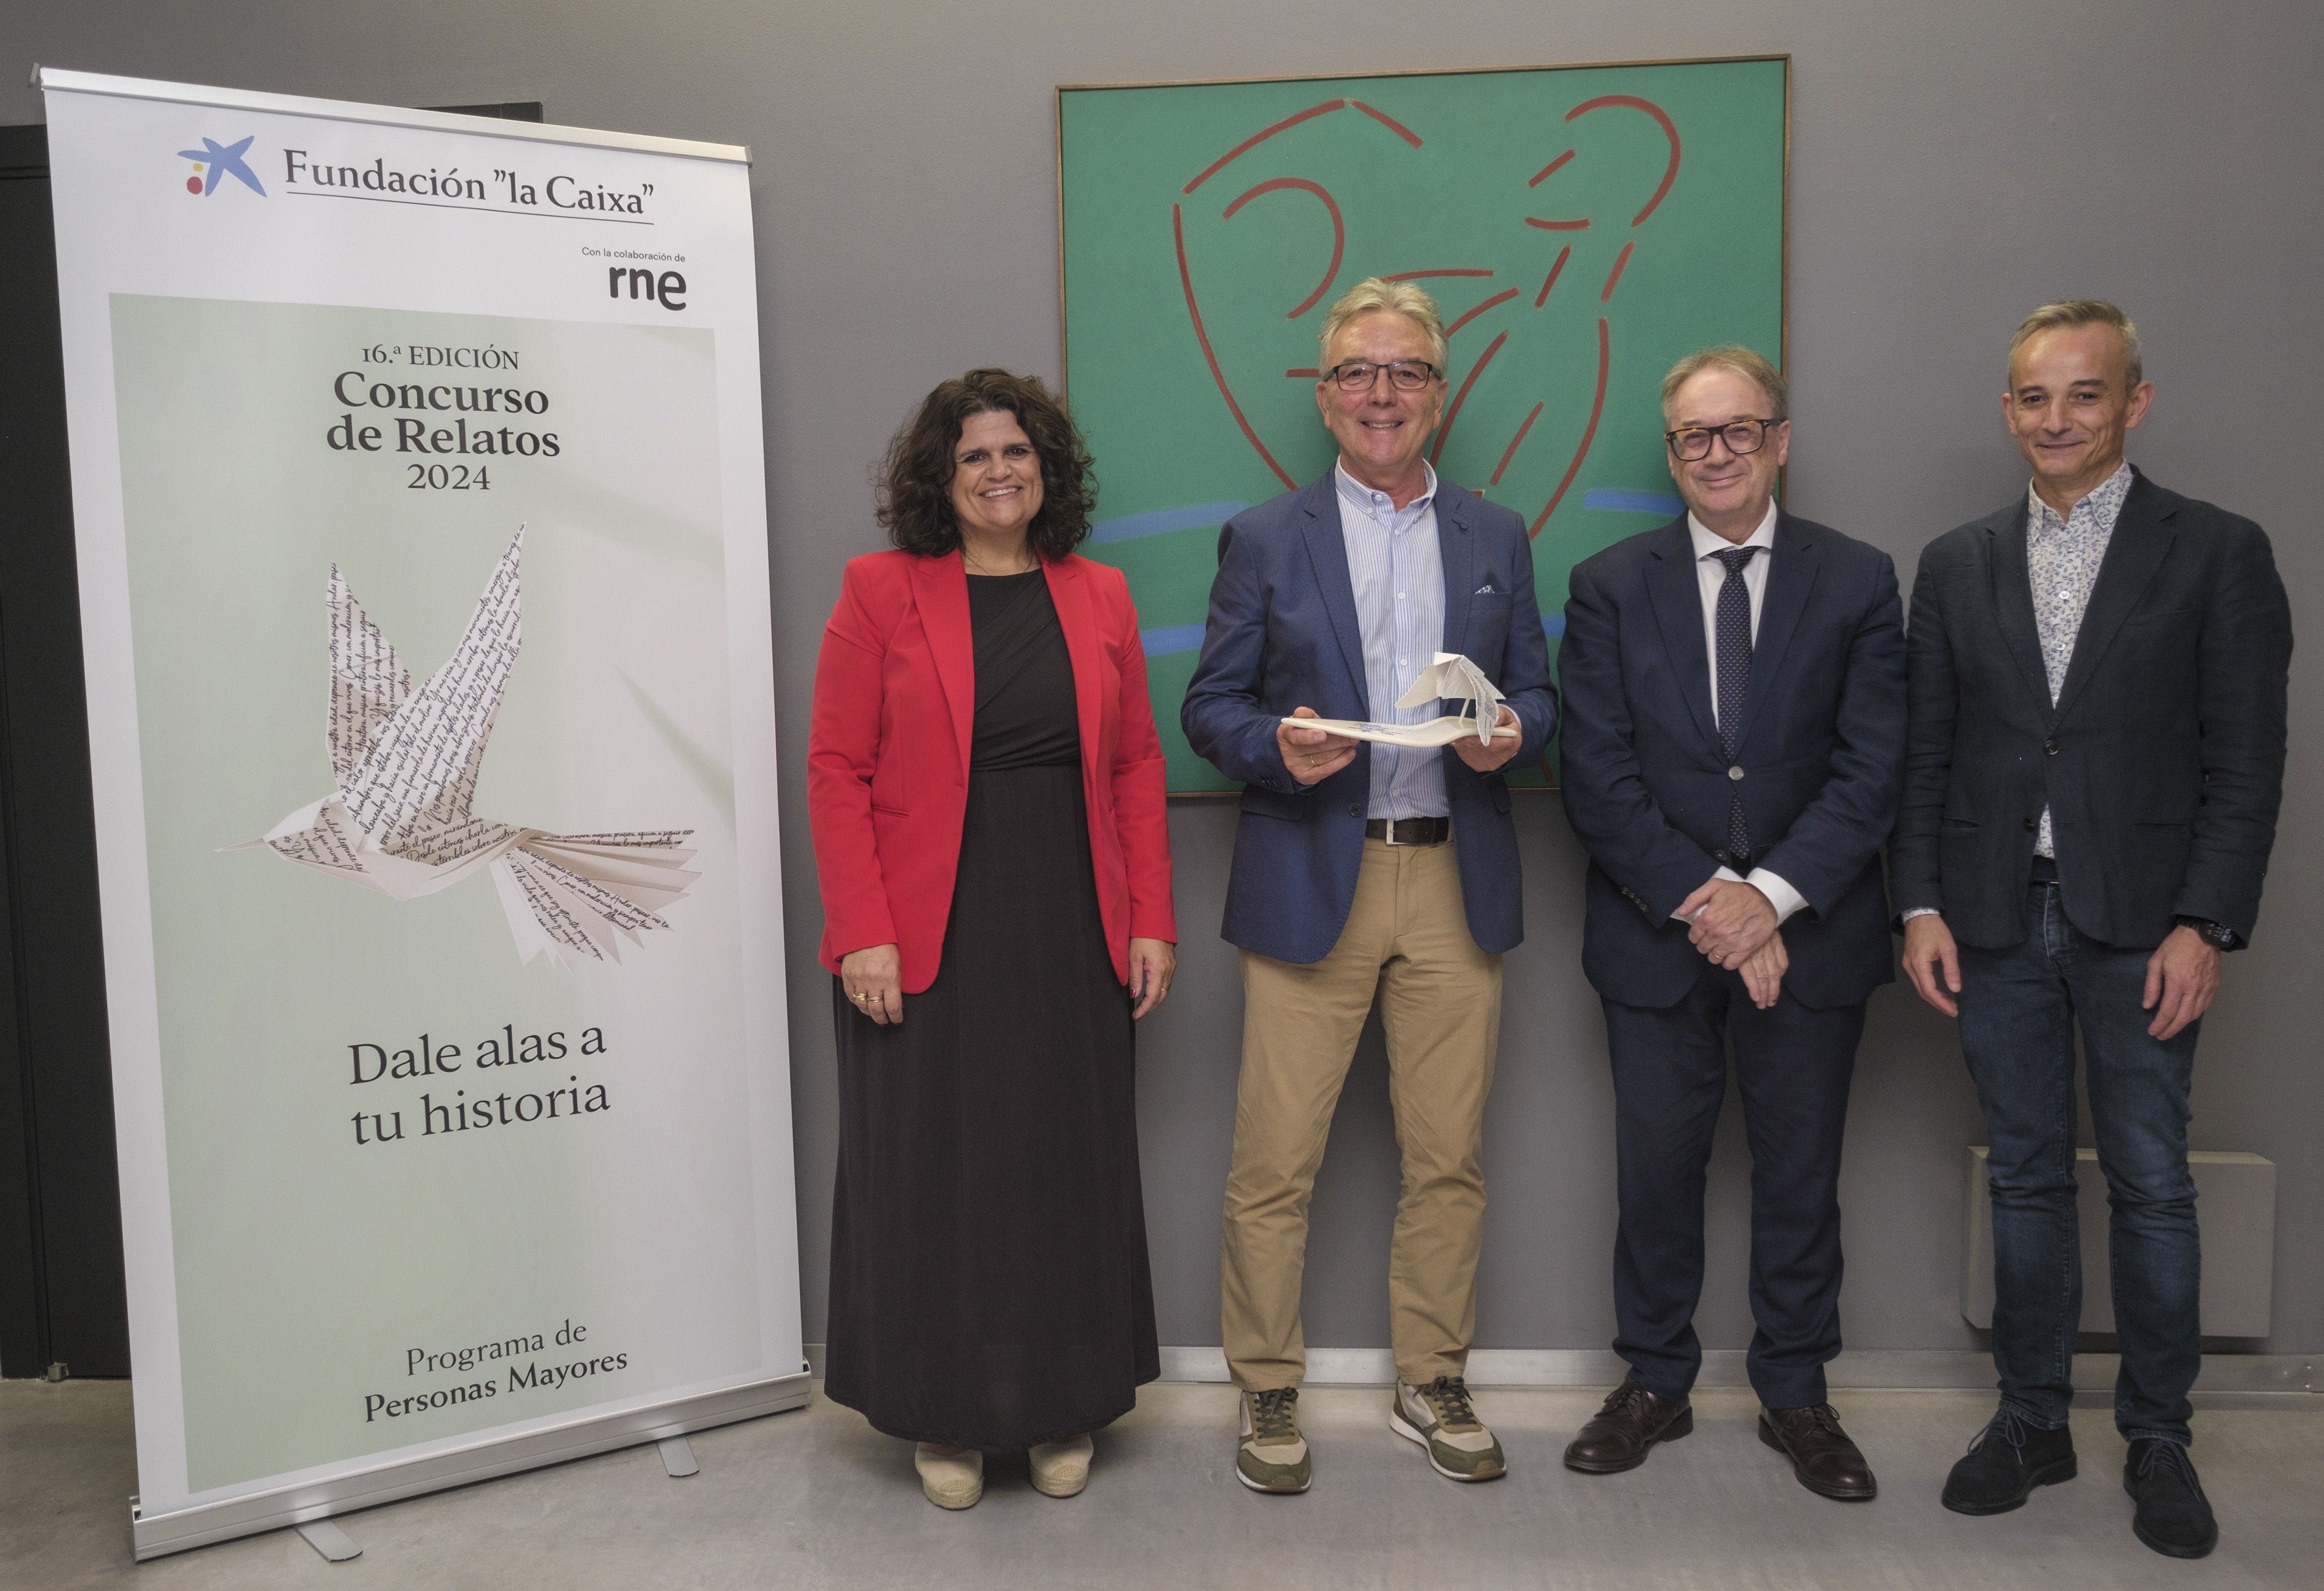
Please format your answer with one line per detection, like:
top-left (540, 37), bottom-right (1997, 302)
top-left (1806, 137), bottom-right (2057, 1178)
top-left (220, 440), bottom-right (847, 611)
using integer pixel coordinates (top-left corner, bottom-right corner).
top-left (823, 568), bottom-right (1159, 1450)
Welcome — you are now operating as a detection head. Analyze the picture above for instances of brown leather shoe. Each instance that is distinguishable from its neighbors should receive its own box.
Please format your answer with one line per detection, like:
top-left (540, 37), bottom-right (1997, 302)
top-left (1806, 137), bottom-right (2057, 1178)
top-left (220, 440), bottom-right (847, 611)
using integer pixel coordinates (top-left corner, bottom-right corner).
top-left (1759, 1404), bottom-right (1877, 1500)
top-left (1563, 1377), bottom-right (1693, 1474)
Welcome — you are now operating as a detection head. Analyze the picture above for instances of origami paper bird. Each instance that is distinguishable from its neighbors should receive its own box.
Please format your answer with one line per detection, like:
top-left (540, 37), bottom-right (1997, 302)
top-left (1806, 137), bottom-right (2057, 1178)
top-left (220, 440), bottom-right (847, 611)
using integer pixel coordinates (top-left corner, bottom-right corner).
top-left (241, 530), bottom-right (698, 966)
top-left (1288, 651), bottom-right (1515, 747)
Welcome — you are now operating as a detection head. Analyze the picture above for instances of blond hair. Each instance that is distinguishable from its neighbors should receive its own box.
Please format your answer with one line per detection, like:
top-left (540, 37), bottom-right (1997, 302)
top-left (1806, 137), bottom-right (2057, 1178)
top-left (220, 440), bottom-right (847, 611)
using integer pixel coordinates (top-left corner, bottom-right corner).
top-left (2008, 299), bottom-right (2143, 387)
top-left (1317, 278), bottom-right (1448, 371)
top-left (1660, 344), bottom-right (1788, 424)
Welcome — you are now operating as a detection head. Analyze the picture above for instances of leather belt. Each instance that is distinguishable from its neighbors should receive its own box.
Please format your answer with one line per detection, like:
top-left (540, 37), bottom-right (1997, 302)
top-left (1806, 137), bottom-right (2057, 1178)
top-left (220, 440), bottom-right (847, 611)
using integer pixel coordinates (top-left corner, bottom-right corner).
top-left (1365, 816), bottom-right (1450, 846)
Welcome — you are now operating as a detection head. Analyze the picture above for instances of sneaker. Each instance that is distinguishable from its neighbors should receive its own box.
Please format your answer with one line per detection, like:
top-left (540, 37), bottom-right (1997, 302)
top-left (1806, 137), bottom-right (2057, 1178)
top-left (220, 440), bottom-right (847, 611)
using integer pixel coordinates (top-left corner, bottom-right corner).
top-left (1940, 1409), bottom-right (2075, 1515)
top-left (2124, 1438), bottom-right (2217, 1559)
top-left (1029, 1434), bottom-right (1093, 1498)
top-left (914, 1442), bottom-right (983, 1510)
top-left (1391, 1376), bottom-right (1506, 1482)
top-left (1235, 1386), bottom-right (1312, 1493)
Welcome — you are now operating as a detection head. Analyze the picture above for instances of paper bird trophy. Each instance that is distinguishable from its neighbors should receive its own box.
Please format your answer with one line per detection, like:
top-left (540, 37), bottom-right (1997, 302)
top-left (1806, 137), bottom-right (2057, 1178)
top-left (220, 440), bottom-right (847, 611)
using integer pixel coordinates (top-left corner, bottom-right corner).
top-left (1288, 652), bottom-right (1515, 748)
top-left (239, 530), bottom-right (699, 966)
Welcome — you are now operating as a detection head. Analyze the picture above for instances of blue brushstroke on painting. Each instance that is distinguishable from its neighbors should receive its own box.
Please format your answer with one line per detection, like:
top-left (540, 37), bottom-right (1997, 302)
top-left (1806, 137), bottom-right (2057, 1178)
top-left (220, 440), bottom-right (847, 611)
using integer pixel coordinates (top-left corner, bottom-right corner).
top-left (1092, 501), bottom-right (1248, 543)
top-left (1140, 624), bottom-right (1208, 657)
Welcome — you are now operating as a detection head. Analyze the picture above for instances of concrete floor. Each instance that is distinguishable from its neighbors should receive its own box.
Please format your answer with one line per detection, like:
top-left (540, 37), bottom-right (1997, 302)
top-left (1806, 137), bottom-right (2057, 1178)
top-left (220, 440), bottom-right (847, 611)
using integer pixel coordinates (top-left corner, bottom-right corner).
top-left (5, 1378), bottom-right (2320, 1589)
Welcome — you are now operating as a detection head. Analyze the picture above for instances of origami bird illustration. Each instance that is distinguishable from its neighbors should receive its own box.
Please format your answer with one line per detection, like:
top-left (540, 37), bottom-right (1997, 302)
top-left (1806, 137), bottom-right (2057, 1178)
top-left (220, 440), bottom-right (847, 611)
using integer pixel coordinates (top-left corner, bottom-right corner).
top-left (241, 530), bottom-right (698, 966)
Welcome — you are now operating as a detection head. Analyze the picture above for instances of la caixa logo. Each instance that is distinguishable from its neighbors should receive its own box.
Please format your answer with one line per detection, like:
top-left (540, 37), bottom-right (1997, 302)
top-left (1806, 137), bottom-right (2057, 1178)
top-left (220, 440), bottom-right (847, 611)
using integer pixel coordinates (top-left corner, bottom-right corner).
top-left (178, 135), bottom-right (266, 197)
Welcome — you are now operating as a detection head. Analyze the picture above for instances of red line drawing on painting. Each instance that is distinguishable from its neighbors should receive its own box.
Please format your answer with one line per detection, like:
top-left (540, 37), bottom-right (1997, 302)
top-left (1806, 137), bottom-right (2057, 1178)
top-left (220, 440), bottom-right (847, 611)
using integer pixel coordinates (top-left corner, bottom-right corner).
top-left (1444, 287), bottom-right (1520, 339)
top-left (1430, 329), bottom-right (1508, 466)
top-left (1173, 202), bottom-right (1296, 489)
top-left (1349, 100), bottom-right (1423, 147)
top-left (1530, 318), bottom-right (1612, 537)
top-left (1182, 99), bottom-right (1347, 194)
top-left (1564, 95), bottom-right (1682, 224)
top-left (1223, 177), bottom-right (1345, 319)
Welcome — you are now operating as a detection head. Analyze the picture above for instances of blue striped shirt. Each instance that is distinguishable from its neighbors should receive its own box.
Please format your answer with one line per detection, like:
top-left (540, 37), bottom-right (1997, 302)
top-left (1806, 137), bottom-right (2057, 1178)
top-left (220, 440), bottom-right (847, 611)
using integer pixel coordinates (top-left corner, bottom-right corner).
top-left (1334, 461), bottom-right (1448, 819)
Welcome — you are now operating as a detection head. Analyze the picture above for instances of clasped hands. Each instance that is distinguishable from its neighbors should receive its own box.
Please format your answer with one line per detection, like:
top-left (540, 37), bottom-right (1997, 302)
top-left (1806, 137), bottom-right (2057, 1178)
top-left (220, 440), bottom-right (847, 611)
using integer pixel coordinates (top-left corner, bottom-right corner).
top-left (1277, 703), bottom-right (1524, 784)
top-left (1677, 875), bottom-right (1786, 1010)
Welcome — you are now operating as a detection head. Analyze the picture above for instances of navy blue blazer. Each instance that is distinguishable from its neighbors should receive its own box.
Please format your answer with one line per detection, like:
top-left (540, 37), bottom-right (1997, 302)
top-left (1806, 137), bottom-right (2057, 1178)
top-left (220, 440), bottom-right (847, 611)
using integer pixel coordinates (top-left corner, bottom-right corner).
top-left (1889, 470), bottom-right (2291, 950)
top-left (1558, 511), bottom-right (1906, 1010)
top-left (1181, 474), bottom-right (1559, 964)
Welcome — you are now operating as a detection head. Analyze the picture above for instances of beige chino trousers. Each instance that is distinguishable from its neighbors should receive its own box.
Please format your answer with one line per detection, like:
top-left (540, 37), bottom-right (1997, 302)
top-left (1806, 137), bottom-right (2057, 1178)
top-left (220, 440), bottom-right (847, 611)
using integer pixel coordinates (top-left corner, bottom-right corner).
top-left (1220, 836), bottom-right (1503, 1390)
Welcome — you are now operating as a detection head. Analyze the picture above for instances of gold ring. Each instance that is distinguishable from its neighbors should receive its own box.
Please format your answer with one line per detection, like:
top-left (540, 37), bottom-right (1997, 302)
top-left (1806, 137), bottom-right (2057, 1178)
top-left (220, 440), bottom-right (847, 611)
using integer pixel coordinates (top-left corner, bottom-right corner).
top-left (851, 991), bottom-right (868, 1002)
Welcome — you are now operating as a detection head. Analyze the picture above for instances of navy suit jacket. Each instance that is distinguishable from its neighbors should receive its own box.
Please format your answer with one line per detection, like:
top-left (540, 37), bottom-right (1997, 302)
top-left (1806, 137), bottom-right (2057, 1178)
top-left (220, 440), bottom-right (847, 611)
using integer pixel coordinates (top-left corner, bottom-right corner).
top-left (1181, 474), bottom-right (1559, 963)
top-left (1559, 511), bottom-right (1906, 1010)
top-left (1889, 470), bottom-right (2291, 950)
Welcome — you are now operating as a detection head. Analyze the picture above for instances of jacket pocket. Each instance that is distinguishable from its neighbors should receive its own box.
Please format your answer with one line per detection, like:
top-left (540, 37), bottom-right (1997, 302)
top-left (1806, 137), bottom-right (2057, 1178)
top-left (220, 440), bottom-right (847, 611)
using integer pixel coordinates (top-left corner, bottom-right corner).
top-left (1239, 786), bottom-right (1312, 823)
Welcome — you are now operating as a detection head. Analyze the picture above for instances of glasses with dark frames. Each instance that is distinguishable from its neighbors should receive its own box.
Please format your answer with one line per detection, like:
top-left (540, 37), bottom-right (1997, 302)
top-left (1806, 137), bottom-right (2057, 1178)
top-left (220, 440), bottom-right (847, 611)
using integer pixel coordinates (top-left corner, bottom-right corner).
top-left (1322, 359), bottom-right (1442, 392)
top-left (1665, 418), bottom-right (1782, 461)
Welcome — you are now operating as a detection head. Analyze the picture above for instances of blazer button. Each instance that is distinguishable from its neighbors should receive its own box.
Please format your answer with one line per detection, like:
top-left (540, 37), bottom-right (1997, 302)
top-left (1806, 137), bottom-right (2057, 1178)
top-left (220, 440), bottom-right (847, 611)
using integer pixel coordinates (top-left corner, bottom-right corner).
top-left (1728, 766), bottom-right (1745, 781)
top-left (2023, 816), bottom-right (2038, 831)
top-left (2044, 739), bottom-right (2060, 756)
top-left (1349, 802), bottom-right (1361, 817)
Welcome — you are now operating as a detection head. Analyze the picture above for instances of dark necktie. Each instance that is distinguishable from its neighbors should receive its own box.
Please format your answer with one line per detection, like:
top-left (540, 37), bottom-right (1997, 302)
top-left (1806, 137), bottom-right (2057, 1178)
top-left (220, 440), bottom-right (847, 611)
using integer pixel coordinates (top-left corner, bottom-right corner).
top-left (1711, 545), bottom-right (1759, 863)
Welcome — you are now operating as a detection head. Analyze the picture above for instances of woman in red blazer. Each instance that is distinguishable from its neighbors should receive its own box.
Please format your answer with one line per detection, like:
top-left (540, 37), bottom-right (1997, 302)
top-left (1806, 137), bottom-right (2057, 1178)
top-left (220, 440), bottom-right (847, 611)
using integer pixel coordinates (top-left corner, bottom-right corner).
top-left (806, 369), bottom-right (1175, 1511)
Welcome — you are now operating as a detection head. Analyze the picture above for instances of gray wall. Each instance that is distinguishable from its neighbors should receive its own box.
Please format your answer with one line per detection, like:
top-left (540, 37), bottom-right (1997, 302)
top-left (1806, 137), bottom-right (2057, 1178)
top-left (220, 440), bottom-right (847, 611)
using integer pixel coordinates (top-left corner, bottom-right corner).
top-left (4, 2), bottom-right (2317, 1359)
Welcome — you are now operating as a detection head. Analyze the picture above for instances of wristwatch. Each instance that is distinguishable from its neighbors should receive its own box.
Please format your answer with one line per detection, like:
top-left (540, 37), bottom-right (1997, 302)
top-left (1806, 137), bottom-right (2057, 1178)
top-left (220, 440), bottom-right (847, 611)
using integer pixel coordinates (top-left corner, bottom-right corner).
top-left (2174, 916), bottom-right (2239, 951)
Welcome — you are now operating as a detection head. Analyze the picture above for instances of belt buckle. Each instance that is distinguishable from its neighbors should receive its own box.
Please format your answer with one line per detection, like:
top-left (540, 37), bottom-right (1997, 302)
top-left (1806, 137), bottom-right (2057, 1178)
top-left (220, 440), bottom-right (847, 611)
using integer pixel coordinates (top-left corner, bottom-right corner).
top-left (1383, 818), bottom-right (1408, 847)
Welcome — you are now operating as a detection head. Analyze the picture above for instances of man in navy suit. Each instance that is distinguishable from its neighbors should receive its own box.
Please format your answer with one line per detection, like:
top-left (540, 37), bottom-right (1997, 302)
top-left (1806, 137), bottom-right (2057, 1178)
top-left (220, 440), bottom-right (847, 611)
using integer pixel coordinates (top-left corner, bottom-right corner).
top-left (1555, 346), bottom-right (1905, 1498)
top-left (1183, 279), bottom-right (1557, 1495)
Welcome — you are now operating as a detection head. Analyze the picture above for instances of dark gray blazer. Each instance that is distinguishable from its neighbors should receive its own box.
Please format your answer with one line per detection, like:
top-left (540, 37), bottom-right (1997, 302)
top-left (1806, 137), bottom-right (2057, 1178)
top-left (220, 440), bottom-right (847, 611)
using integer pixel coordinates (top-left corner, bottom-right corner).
top-left (1559, 511), bottom-right (1906, 1010)
top-left (1889, 468), bottom-right (2293, 950)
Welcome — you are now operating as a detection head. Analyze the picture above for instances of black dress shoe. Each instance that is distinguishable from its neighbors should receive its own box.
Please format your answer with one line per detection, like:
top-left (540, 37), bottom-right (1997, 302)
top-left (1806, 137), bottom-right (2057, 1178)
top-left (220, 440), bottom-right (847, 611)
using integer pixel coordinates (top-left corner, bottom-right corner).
top-left (1759, 1404), bottom-right (1877, 1500)
top-left (1941, 1408), bottom-right (2077, 1515)
top-left (1563, 1376), bottom-right (1692, 1474)
top-left (2124, 1438), bottom-right (2217, 1559)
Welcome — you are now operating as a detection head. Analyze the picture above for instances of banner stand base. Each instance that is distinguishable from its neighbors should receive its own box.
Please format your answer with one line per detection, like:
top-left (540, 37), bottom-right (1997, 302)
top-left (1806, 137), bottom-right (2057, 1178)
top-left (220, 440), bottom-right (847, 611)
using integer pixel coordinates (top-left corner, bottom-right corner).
top-left (295, 1519), bottom-right (363, 1562)
top-left (657, 1436), bottom-right (700, 1478)
top-left (129, 1371), bottom-right (811, 1561)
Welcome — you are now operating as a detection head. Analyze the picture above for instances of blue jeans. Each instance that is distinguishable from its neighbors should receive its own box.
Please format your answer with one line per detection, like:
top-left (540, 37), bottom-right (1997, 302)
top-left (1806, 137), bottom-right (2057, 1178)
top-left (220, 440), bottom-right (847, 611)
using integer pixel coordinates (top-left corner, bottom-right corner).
top-left (1957, 879), bottom-right (2201, 1445)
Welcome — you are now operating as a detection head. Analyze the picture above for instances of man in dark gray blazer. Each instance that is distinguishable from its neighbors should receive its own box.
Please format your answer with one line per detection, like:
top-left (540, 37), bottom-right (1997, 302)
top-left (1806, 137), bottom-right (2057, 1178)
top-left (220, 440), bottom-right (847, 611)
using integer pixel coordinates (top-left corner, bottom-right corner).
top-left (1558, 346), bottom-right (1905, 1499)
top-left (1892, 300), bottom-right (2292, 1560)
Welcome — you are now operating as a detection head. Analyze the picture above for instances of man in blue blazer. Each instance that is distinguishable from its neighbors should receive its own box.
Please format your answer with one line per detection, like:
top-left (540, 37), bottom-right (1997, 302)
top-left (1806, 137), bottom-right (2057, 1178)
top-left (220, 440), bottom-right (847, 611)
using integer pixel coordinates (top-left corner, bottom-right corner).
top-left (1556, 347), bottom-right (1905, 1499)
top-left (1183, 279), bottom-right (1556, 1495)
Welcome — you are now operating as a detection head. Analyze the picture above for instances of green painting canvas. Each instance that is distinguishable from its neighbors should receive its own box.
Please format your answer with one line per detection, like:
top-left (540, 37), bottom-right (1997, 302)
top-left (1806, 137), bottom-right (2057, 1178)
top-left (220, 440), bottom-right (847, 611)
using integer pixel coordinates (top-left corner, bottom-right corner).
top-left (1059, 56), bottom-right (1788, 790)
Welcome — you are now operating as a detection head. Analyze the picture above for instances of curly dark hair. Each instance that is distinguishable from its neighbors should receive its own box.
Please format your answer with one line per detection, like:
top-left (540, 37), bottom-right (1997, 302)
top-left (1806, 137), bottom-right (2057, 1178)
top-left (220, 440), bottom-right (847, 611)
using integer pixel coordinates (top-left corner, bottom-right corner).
top-left (875, 368), bottom-right (1096, 560)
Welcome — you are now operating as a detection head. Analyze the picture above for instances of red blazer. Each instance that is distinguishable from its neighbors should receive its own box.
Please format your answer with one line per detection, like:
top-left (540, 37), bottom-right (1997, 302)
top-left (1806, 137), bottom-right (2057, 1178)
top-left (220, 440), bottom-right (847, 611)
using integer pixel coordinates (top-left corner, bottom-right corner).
top-left (807, 549), bottom-right (1176, 993)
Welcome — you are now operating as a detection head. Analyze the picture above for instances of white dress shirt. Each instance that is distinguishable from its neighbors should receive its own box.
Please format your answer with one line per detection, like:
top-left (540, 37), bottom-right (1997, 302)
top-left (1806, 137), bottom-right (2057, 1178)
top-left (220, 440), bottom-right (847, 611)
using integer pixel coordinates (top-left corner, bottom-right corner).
top-left (1675, 501), bottom-right (1806, 926)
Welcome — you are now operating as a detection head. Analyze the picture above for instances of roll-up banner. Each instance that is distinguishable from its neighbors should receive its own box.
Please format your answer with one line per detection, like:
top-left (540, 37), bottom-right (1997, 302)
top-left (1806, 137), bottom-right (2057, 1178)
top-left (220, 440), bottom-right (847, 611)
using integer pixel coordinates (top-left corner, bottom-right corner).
top-left (38, 70), bottom-right (804, 1559)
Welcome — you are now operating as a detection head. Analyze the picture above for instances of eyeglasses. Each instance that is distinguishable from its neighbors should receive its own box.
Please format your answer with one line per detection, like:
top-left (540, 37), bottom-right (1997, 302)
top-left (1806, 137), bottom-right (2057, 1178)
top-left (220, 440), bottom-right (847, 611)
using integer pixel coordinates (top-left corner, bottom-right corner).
top-left (1665, 418), bottom-right (1782, 461)
top-left (1322, 359), bottom-right (1442, 392)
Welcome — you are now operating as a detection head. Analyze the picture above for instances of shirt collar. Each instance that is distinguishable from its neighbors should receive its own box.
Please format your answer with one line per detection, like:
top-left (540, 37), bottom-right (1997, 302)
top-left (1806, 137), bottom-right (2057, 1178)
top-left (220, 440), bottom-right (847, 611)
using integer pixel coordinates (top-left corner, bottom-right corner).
top-left (1686, 497), bottom-right (1780, 562)
top-left (2027, 461), bottom-right (2134, 535)
top-left (1335, 458), bottom-right (1437, 523)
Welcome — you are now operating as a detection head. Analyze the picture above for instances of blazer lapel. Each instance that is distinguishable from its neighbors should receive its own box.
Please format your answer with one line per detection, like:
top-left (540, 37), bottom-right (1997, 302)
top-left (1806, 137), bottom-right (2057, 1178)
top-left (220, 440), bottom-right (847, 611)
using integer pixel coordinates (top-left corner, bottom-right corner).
top-left (1730, 513), bottom-right (1818, 756)
top-left (1988, 501), bottom-right (2054, 718)
top-left (1297, 474), bottom-right (1372, 715)
top-left (1437, 486), bottom-right (1475, 663)
top-left (910, 551), bottom-right (976, 780)
top-left (1643, 518), bottom-right (1722, 756)
top-left (1042, 557), bottom-right (1105, 779)
top-left (2052, 474), bottom-right (2178, 722)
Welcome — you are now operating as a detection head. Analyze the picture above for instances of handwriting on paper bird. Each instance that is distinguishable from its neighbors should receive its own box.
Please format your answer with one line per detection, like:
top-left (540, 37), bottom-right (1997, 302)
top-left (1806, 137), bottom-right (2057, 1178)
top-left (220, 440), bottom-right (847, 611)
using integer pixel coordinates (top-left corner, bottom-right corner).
top-left (239, 530), bottom-right (698, 966)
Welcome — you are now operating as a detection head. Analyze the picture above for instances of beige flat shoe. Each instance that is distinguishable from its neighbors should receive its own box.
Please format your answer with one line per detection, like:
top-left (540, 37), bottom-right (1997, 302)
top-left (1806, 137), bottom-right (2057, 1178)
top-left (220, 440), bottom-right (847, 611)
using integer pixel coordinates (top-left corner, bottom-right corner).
top-left (1029, 1434), bottom-right (1093, 1498)
top-left (914, 1442), bottom-right (983, 1509)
